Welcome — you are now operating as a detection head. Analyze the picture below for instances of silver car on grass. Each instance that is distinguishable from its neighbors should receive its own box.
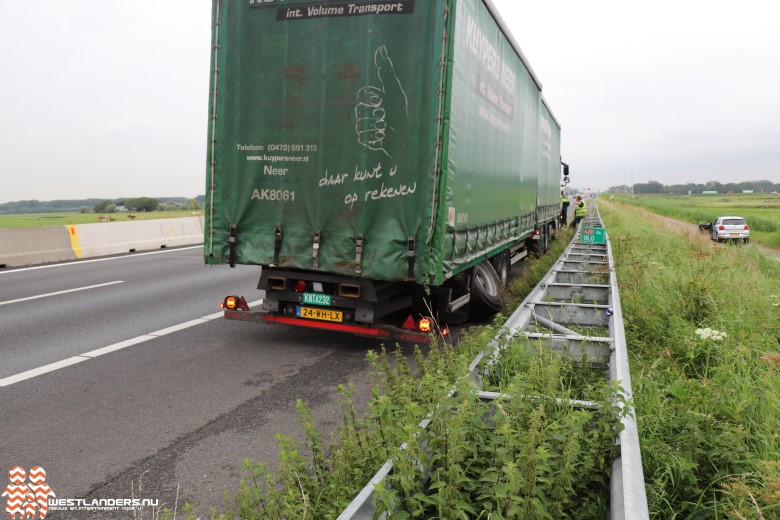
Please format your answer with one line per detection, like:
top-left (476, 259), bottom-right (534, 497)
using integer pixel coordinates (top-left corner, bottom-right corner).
top-left (711, 216), bottom-right (750, 243)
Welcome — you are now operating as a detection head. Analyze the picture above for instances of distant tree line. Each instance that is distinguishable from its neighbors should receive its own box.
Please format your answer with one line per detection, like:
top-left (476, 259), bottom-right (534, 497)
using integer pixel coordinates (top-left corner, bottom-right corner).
top-left (607, 180), bottom-right (780, 195)
top-left (0, 195), bottom-right (205, 215)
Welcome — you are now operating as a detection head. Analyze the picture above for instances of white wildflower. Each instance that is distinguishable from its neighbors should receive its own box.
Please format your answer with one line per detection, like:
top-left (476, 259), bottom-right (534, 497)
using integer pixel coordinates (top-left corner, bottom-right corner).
top-left (695, 328), bottom-right (727, 341)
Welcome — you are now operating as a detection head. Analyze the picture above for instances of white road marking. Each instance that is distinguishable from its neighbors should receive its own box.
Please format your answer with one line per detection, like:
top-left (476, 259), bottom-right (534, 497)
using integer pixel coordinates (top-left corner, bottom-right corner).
top-left (0, 357), bottom-right (89, 387)
top-left (80, 336), bottom-right (157, 359)
top-left (0, 281), bottom-right (125, 307)
top-left (0, 246), bottom-right (202, 276)
top-left (0, 299), bottom-right (264, 387)
top-left (149, 319), bottom-right (209, 337)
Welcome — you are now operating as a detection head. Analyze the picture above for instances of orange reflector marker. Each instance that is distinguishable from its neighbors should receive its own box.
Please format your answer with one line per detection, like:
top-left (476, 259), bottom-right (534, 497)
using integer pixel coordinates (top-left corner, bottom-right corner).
top-left (417, 317), bottom-right (432, 333)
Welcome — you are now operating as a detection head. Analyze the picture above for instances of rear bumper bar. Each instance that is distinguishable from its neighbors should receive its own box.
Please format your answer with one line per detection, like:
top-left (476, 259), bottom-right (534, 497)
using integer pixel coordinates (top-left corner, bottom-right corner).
top-left (223, 309), bottom-right (432, 343)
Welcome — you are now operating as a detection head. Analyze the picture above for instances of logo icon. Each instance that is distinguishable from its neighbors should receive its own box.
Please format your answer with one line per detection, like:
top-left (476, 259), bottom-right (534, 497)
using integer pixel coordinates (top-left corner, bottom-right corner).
top-left (2, 467), bottom-right (55, 519)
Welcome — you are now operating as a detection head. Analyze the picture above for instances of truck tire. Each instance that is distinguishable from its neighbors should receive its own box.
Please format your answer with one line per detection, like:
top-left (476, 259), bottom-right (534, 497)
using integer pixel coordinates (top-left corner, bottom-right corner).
top-left (469, 261), bottom-right (502, 321)
top-left (543, 223), bottom-right (552, 252)
top-left (530, 224), bottom-right (550, 257)
top-left (491, 250), bottom-right (510, 289)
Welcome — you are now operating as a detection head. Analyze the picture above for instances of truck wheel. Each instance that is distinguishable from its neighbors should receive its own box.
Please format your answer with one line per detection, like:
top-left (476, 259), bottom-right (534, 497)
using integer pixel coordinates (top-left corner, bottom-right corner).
top-left (469, 261), bottom-right (502, 321)
top-left (491, 250), bottom-right (510, 289)
top-left (544, 224), bottom-right (553, 252)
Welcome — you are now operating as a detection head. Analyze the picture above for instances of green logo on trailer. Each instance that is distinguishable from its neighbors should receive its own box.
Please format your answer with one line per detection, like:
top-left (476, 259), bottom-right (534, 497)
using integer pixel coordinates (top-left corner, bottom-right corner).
top-left (580, 226), bottom-right (606, 244)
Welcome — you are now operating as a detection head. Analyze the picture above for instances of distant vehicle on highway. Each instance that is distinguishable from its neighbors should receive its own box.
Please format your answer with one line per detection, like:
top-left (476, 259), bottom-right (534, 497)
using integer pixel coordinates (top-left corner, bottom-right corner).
top-left (707, 216), bottom-right (750, 243)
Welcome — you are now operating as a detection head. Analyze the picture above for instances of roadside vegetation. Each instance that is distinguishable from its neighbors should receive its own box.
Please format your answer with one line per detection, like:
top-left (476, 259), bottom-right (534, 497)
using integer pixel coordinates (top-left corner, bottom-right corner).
top-left (600, 199), bottom-right (780, 518)
top-left (610, 193), bottom-right (780, 249)
top-left (0, 210), bottom-right (202, 229)
top-left (0, 196), bottom-right (205, 228)
top-left (153, 200), bottom-right (780, 518)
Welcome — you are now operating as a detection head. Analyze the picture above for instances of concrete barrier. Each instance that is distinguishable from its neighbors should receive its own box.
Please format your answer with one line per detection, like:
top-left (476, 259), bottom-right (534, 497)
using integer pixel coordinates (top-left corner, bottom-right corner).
top-left (0, 217), bottom-right (204, 268)
top-left (72, 217), bottom-right (204, 258)
top-left (0, 227), bottom-right (77, 267)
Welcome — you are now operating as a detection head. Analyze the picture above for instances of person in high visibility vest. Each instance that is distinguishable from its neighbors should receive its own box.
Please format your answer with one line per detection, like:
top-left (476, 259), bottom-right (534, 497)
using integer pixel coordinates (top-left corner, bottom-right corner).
top-left (569, 194), bottom-right (587, 228)
top-left (559, 191), bottom-right (570, 227)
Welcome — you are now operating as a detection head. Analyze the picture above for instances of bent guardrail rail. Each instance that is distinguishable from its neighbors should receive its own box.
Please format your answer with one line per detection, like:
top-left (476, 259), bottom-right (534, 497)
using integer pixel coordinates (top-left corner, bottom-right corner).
top-left (338, 204), bottom-right (649, 519)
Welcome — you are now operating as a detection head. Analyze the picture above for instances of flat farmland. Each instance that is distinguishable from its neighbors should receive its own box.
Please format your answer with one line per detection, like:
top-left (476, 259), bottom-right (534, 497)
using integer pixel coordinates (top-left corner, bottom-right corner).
top-left (0, 210), bottom-right (201, 229)
top-left (611, 193), bottom-right (780, 248)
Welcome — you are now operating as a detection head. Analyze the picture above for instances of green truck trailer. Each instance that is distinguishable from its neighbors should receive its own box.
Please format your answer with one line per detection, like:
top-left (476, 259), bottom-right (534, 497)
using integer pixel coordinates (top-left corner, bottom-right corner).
top-left (206, 0), bottom-right (570, 341)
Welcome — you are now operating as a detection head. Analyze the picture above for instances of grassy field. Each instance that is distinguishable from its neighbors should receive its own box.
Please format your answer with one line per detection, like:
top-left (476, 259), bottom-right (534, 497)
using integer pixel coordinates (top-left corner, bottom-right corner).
top-left (609, 193), bottom-right (780, 249)
top-left (599, 199), bottom-right (780, 518)
top-left (0, 210), bottom-right (202, 228)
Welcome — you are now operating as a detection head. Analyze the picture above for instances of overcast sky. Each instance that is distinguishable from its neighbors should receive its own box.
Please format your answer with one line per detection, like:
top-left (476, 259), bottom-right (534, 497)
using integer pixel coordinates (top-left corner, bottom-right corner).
top-left (492, 0), bottom-right (780, 190)
top-left (1, 1), bottom-right (778, 203)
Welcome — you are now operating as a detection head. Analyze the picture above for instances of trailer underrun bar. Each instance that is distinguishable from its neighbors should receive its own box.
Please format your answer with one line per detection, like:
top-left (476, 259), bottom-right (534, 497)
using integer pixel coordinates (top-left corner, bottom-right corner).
top-left (337, 204), bottom-right (650, 520)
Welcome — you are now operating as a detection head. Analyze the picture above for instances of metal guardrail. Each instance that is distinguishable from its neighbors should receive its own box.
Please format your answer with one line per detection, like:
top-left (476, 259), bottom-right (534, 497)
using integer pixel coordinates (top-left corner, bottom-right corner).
top-left (338, 204), bottom-right (649, 519)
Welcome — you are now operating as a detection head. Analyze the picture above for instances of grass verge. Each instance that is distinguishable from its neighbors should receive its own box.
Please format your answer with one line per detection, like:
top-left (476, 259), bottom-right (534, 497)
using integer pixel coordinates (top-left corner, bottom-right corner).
top-left (608, 193), bottom-right (780, 249)
top-left (599, 199), bottom-right (780, 518)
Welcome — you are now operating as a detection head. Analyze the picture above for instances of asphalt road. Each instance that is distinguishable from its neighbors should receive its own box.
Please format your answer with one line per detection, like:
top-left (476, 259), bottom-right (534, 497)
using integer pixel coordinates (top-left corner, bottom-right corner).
top-left (0, 247), bottom-right (389, 518)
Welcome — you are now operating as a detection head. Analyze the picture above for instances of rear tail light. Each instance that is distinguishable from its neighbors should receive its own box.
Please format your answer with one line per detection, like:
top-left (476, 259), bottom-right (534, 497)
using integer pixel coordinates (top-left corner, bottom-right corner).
top-left (293, 280), bottom-right (307, 292)
top-left (402, 315), bottom-right (434, 333)
top-left (222, 296), bottom-right (249, 310)
top-left (719, 225), bottom-right (725, 230)
top-left (534, 229), bottom-right (541, 236)
top-left (744, 225), bottom-right (749, 230)
top-left (417, 317), bottom-right (432, 333)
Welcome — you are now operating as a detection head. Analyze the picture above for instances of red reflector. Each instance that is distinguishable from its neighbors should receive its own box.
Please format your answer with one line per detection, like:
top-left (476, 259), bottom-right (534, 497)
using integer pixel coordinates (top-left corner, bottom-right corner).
top-left (294, 280), bottom-right (307, 292)
top-left (402, 315), bottom-right (417, 330)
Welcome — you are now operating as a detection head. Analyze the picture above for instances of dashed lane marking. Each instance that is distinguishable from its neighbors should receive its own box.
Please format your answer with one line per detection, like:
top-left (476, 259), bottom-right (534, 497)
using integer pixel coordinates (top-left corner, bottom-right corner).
top-left (0, 281), bottom-right (124, 307)
top-left (0, 300), bottom-right (263, 387)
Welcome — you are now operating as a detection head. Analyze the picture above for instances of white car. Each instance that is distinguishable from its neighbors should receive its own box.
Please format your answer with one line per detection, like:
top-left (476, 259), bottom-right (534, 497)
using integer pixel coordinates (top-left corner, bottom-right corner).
top-left (711, 216), bottom-right (750, 243)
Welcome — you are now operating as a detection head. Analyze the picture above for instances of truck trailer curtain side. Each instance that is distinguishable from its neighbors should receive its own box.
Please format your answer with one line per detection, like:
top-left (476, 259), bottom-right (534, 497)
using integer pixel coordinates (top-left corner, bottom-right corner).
top-left (205, 0), bottom-right (562, 287)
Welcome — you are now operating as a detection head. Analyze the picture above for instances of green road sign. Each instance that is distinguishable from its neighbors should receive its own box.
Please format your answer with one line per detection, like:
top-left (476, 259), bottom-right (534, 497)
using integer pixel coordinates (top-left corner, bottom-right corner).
top-left (581, 226), bottom-right (606, 244)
